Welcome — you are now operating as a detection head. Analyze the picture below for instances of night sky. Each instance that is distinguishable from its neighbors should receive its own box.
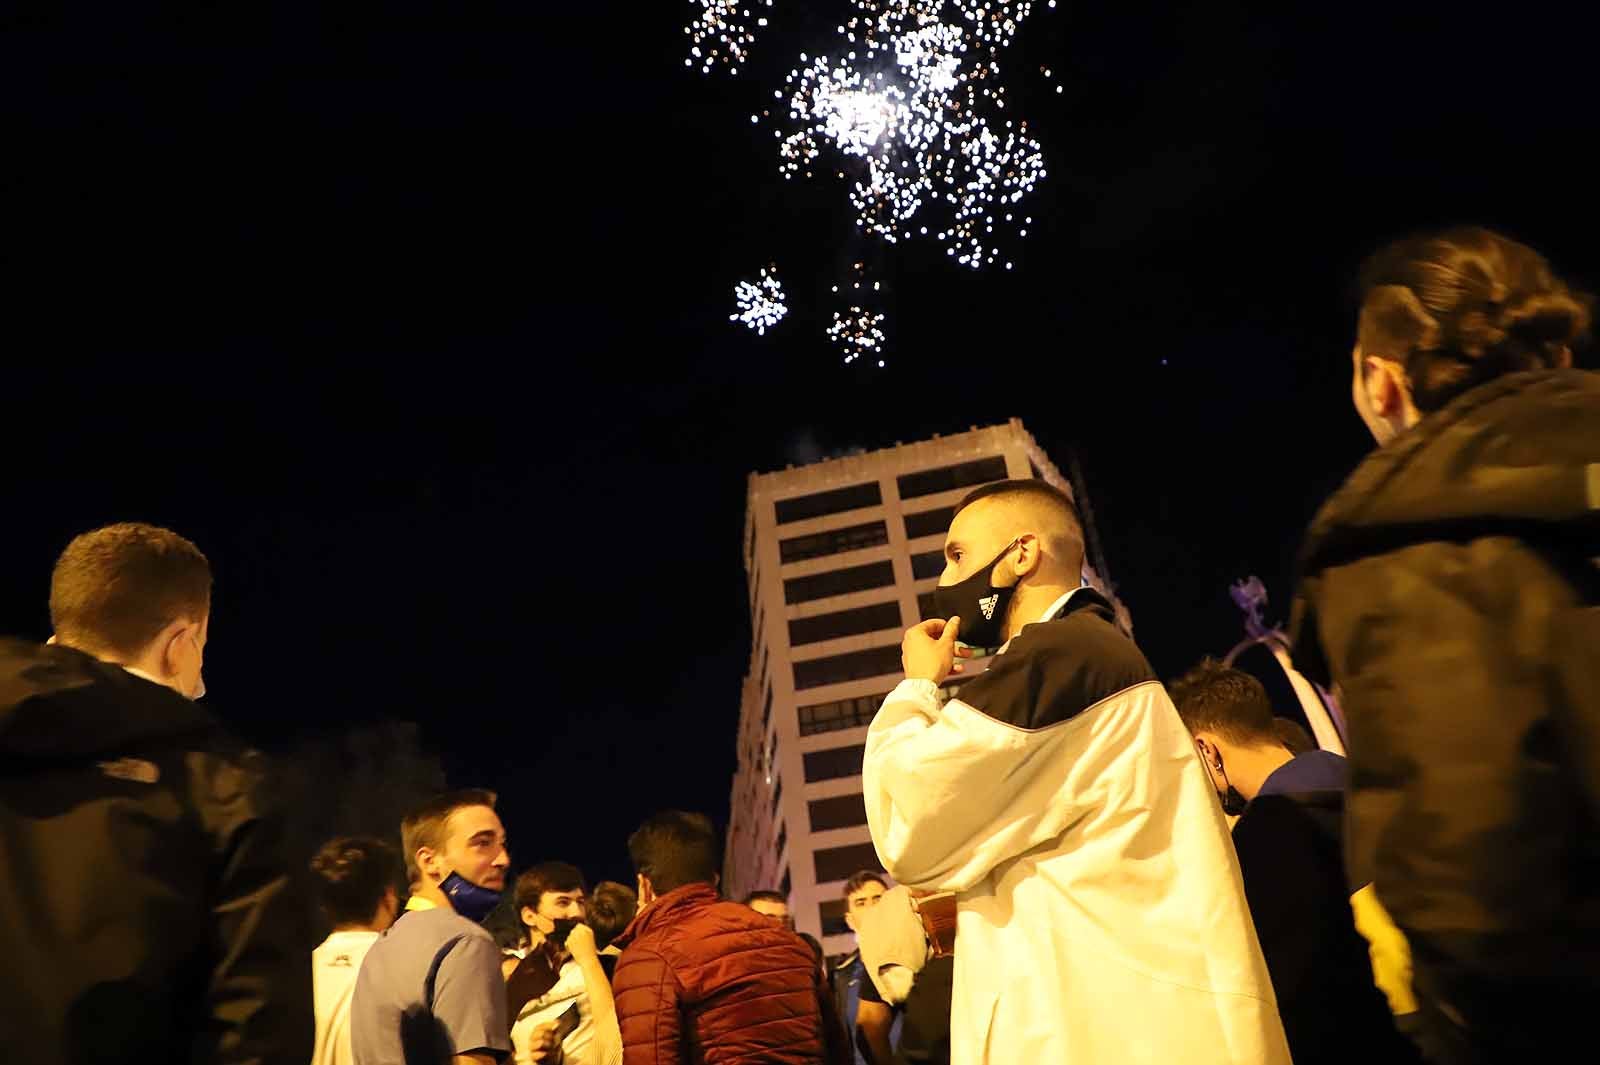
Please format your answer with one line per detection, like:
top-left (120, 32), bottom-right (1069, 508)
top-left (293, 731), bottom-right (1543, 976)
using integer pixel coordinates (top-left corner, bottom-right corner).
top-left (5, 3), bottom-right (1596, 886)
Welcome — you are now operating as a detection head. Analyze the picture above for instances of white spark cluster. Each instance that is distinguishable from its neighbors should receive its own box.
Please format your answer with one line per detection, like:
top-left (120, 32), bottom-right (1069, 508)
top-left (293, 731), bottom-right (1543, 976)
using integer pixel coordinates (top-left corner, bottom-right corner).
top-left (768, 1), bottom-right (1050, 268)
top-left (828, 306), bottom-right (887, 363)
top-left (684, 0), bottom-right (774, 75)
top-left (730, 266), bottom-right (789, 335)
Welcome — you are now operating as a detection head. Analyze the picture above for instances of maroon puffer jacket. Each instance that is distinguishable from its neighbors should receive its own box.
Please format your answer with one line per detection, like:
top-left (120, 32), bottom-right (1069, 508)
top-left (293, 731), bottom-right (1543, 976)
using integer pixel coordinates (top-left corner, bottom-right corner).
top-left (611, 883), bottom-right (846, 1065)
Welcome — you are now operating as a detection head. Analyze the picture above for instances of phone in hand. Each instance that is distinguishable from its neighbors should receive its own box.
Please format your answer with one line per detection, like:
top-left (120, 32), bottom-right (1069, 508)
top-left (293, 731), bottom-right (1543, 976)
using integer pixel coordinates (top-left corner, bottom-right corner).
top-left (549, 1001), bottom-right (581, 1044)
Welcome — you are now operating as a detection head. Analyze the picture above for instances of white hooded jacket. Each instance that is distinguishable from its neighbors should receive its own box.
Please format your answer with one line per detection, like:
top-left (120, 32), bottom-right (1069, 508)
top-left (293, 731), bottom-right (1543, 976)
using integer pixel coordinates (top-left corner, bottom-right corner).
top-left (863, 589), bottom-right (1291, 1064)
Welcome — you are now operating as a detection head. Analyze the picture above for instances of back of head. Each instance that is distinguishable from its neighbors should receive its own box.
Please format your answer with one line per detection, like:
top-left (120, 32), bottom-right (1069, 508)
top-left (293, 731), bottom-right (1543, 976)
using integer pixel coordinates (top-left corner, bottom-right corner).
top-left (1358, 226), bottom-right (1592, 412)
top-left (514, 861), bottom-right (587, 912)
top-left (49, 523), bottom-right (211, 659)
top-left (588, 880), bottom-right (639, 950)
top-left (1168, 659), bottom-right (1280, 747)
top-left (400, 788), bottom-right (498, 889)
top-left (953, 479), bottom-right (1085, 576)
top-left (310, 835), bottom-right (399, 927)
top-left (743, 889), bottom-right (787, 907)
top-left (627, 810), bottom-right (719, 896)
top-left (1272, 717), bottom-right (1316, 756)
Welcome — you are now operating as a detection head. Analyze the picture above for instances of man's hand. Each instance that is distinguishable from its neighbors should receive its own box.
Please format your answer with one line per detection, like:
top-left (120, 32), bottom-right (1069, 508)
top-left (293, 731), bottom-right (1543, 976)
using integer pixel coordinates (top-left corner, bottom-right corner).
top-left (522, 1020), bottom-right (561, 1063)
top-left (564, 921), bottom-right (598, 963)
top-left (901, 617), bottom-right (974, 684)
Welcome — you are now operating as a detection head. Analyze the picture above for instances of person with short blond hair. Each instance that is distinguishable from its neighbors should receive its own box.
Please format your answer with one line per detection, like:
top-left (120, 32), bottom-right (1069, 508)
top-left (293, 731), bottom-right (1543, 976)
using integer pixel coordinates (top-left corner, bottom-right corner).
top-left (0, 522), bottom-right (311, 1065)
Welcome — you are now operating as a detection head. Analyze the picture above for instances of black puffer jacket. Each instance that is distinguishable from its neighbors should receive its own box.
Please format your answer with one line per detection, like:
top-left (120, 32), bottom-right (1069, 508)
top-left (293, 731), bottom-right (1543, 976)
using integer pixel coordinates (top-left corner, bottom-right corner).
top-left (1291, 370), bottom-right (1600, 1002)
top-left (0, 639), bottom-right (312, 1065)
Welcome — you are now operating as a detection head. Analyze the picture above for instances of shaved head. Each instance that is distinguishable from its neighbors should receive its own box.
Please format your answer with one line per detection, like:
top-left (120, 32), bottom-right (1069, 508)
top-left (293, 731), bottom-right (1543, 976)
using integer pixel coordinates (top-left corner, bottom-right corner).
top-left (949, 479), bottom-right (1085, 579)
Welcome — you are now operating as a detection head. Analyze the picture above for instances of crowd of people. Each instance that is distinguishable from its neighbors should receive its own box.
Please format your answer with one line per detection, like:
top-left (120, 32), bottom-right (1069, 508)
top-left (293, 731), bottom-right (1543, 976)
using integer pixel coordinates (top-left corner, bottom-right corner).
top-left (0, 225), bottom-right (1595, 1065)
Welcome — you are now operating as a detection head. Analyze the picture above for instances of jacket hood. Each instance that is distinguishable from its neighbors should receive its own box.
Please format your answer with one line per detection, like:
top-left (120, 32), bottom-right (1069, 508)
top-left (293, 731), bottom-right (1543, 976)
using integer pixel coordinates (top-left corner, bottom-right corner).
top-left (1300, 369), bottom-right (1600, 577)
top-left (0, 638), bottom-right (215, 760)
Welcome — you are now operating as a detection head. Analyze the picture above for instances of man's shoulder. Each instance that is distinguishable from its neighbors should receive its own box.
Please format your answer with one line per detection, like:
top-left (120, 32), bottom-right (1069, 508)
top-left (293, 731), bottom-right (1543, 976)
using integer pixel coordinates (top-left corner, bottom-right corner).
top-left (374, 908), bottom-right (494, 959)
top-left (954, 593), bottom-right (1157, 731)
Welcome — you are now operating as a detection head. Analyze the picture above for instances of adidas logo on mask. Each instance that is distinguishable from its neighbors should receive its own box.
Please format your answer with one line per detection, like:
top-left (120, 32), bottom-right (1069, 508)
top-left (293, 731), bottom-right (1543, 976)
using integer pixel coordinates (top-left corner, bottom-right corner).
top-left (978, 594), bottom-right (999, 620)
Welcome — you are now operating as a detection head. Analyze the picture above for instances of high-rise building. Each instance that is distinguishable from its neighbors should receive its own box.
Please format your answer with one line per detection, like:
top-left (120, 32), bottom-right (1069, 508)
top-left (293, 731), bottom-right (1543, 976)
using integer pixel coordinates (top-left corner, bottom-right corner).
top-left (723, 419), bottom-right (1126, 956)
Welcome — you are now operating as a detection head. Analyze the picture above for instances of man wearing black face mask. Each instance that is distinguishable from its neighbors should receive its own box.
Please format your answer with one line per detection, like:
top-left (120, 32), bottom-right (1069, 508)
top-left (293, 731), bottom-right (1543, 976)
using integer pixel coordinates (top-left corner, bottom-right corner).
top-left (861, 480), bottom-right (1289, 1065)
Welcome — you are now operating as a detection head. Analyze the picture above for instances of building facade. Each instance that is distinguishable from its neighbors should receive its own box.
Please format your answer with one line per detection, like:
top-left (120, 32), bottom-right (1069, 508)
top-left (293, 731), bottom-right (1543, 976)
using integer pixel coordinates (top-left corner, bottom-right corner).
top-left (722, 419), bottom-right (1125, 956)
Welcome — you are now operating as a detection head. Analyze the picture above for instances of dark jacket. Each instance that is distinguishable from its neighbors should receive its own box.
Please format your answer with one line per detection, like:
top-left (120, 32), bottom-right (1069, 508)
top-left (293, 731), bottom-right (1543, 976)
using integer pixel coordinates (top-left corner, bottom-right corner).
top-left (611, 883), bottom-right (847, 1065)
top-left (1291, 371), bottom-right (1600, 1008)
top-left (0, 639), bottom-right (313, 1065)
top-left (1231, 775), bottom-right (1418, 1065)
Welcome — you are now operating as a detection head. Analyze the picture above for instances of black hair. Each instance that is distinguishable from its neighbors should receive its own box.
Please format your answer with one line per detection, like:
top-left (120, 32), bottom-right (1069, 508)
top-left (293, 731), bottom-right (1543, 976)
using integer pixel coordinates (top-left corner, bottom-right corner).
top-left (310, 836), bottom-right (400, 927)
top-left (1357, 226), bottom-right (1591, 412)
top-left (627, 810), bottom-right (720, 896)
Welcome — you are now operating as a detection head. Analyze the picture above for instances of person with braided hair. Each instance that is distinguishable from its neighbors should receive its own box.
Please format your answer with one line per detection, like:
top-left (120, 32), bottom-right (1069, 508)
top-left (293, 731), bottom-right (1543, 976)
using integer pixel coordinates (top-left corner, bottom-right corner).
top-left (1291, 226), bottom-right (1599, 1062)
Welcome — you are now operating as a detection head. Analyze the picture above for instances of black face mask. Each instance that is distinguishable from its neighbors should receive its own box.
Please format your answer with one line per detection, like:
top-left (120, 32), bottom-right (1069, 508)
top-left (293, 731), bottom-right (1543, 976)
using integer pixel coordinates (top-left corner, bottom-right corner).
top-left (548, 917), bottom-right (584, 947)
top-left (924, 538), bottom-right (1021, 651)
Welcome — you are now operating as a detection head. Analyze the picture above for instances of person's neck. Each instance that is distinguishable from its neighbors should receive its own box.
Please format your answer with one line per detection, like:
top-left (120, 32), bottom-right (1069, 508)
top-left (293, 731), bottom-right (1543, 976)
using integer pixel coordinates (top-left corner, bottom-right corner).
top-left (417, 880), bottom-right (455, 913)
top-left (332, 919), bottom-right (386, 935)
top-left (1230, 743), bottom-right (1295, 801)
top-left (1002, 580), bottom-right (1077, 642)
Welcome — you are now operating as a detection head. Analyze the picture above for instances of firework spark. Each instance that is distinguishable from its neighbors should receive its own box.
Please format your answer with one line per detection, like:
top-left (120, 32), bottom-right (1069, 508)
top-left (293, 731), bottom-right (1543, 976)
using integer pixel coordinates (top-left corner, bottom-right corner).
top-left (766, 1), bottom-right (1050, 270)
top-left (828, 306), bottom-right (887, 363)
top-left (684, 0), bottom-right (775, 75)
top-left (731, 266), bottom-right (789, 335)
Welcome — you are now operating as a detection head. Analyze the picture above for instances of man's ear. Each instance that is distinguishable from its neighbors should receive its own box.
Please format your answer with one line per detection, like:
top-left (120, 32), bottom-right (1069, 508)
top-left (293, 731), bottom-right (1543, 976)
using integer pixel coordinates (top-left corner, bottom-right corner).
top-left (416, 847), bottom-right (440, 884)
top-left (1013, 534), bottom-right (1042, 579)
top-left (45, 634), bottom-right (56, 645)
top-left (636, 873), bottom-right (655, 907)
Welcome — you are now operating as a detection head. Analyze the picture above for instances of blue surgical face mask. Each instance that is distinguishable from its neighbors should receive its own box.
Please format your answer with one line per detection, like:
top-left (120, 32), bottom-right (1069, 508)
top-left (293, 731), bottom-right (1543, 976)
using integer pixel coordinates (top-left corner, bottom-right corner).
top-left (440, 871), bottom-right (503, 924)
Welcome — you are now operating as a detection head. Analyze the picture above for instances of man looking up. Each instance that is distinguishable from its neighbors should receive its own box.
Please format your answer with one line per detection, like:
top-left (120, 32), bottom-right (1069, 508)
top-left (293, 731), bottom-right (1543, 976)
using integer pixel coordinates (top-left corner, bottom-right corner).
top-left (862, 480), bottom-right (1289, 1064)
top-left (0, 522), bottom-right (311, 1065)
top-left (352, 790), bottom-right (557, 1065)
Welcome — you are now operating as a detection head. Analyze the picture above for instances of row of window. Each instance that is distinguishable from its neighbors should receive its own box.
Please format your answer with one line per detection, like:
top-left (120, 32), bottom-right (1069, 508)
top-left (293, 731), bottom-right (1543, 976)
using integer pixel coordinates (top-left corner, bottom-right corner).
top-left (784, 559), bottom-right (895, 605)
top-left (803, 743), bottom-right (864, 782)
top-left (793, 643), bottom-right (903, 691)
top-left (789, 600), bottom-right (902, 646)
top-left (772, 456), bottom-right (1008, 526)
top-left (798, 691), bottom-right (886, 736)
top-left (779, 520), bottom-right (889, 564)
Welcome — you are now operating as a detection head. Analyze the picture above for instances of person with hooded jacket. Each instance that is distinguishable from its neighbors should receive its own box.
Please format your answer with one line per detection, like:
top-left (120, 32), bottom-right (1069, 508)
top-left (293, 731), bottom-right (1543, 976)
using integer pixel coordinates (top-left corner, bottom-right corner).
top-left (0, 523), bottom-right (312, 1065)
top-left (1291, 227), bottom-right (1600, 1063)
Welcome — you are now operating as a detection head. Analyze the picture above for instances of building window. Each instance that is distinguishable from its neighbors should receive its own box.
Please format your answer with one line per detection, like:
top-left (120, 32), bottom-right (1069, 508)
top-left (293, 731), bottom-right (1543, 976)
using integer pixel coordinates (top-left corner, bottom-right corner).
top-left (793, 644), bottom-right (903, 691)
top-left (808, 793), bottom-right (869, 832)
top-left (779, 521), bottom-right (889, 564)
top-left (819, 898), bottom-right (850, 937)
top-left (910, 550), bottom-right (944, 580)
top-left (776, 820), bottom-right (787, 860)
top-left (904, 506), bottom-right (955, 541)
top-left (789, 600), bottom-right (903, 646)
top-left (1029, 458), bottom-right (1045, 480)
top-left (915, 591), bottom-right (939, 620)
top-left (761, 684), bottom-right (773, 735)
top-left (780, 866), bottom-right (791, 897)
top-left (814, 841), bottom-right (883, 885)
top-left (784, 560), bottom-right (896, 605)
top-left (804, 744), bottom-right (865, 783)
top-left (755, 606), bottom-right (765, 652)
top-left (897, 455), bottom-right (1009, 500)
top-left (776, 481), bottom-right (883, 525)
top-left (798, 692), bottom-right (886, 736)
top-left (771, 774), bottom-right (783, 813)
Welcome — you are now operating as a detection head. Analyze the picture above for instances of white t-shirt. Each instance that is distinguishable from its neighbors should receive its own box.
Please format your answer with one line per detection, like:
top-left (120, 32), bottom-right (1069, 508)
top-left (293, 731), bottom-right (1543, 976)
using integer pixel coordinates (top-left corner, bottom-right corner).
top-left (312, 930), bottom-right (380, 1065)
top-left (511, 960), bottom-right (620, 1065)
